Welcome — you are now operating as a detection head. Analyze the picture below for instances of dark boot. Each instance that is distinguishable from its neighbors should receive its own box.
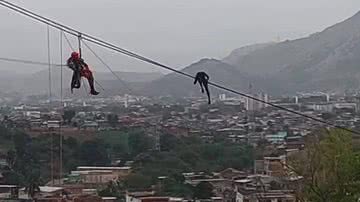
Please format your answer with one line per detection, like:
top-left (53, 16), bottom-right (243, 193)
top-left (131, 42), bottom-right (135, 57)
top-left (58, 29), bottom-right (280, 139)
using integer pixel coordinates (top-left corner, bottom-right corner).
top-left (90, 90), bottom-right (99, 95)
top-left (204, 83), bottom-right (211, 104)
top-left (87, 77), bottom-right (99, 95)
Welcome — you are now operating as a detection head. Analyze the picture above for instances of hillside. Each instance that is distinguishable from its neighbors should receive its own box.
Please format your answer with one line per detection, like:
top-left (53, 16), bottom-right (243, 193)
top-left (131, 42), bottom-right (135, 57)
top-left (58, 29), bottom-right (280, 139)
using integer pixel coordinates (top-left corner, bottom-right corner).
top-left (3, 10), bottom-right (360, 96)
top-left (223, 42), bottom-right (275, 65)
top-left (143, 58), bottom-right (261, 97)
top-left (42, 8), bottom-right (360, 97)
top-left (0, 68), bottom-right (163, 96)
top-left (146, 10), bottom-right (360, 96)
top-left (223, 10), bottom-right (360, 94)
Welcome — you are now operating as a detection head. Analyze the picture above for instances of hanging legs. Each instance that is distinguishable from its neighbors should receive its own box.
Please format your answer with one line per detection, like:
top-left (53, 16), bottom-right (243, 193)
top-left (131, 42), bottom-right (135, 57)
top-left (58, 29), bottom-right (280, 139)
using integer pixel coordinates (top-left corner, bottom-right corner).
top-left (70, 70), bottom-right (81, 93)
top-left (203, 80), bottom-right (211, 104)
top-left (199, 82), bottom-right (205, 93)
top-left (81, 68), bottom-right (99, 95)
top-left (194, 72), bottom-right (211, 104)
top-left (196, 80), bottom-right (211, 104)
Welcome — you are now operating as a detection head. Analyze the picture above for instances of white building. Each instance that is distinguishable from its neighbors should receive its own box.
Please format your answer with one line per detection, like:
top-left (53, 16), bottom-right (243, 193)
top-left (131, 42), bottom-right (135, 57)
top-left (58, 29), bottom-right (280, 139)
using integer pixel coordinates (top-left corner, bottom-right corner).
top-left (47, 120), bottom-right (60, 129)
top-left (245, 93), bottom-right (269, 111)
top-left (219, 94), bottom-right (227, 101)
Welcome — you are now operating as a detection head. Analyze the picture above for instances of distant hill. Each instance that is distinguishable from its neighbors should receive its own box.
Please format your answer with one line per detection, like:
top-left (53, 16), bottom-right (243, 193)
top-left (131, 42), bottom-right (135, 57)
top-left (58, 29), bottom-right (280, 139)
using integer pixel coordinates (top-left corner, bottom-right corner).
top-left (146, 10), bottom-right (360, 96)
top-left (223, 10), bottom-right (360, 94)
top-left (0, 68), bottom-right (163, 96)
top-left (143, 58), bottom-right (261, 97)
top-left (0, 70), bottom-right (27, 94)
top-left (223, 42), bottom-right (275, 65)
top-left (3, 10), bottom-right (360, 97)
top-left (94, 71), bottom-right (163, 83)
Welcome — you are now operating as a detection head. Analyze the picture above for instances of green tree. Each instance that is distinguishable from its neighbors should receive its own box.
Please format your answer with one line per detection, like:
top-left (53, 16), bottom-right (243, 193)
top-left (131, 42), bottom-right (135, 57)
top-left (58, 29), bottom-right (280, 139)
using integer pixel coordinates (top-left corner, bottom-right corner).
top-left (63, 110), bottom-right (76, 124)
top-left (288, 129), bottom-right (360, 202)
top-left (79, 139), bottom-right (110, 166)
top-left (0, 123), bottom-right (12, 139)
top-left (3, 131), bottom-right (42, 193)
top-left (62, 137), bottom-right (81, 171)
top-left (98, 180), bottom-right (125, 199)
top-left (124, 173), bottom-right (153, 190)
top-left (65, 137), bottom-right (79, 148)
top-left (13, 131), bottom-right (31, 156)
top-left (24, 169), bottom-right (42, 199)
top-left (107, 114), bottom-right (119, 127)
top-left (160, 134), bottom-right (180, 152)
top-left (193, 182), bottom-right (214, 199)
top-left (128, 132), bottom-right (153, 156)
top-left (112, 144), bottom-right (128, 157)
top-left (2, 171), bottom-right (22, 185)
top-left (201, 144), bottom-right (224, 161)
top-left (178, 150), bottom-right (199, 166)
top-left (6, 150), bottom-right (16, 170)
top-left (160, 178), bottom-right (193, 198)
top-left (12, 131), bottom-right (39, 176)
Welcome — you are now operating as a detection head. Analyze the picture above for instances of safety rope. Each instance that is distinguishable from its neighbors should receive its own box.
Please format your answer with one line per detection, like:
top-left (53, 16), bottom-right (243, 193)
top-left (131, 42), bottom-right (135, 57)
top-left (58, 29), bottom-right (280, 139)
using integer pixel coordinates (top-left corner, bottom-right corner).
top-left (0, 57), bottom-right (63, 66)
top-left (59, 30), bottom-right (63, 185)
top-left (78, 33), bottom-right (82, 58)
top-left (47, 25), bottom-right (52, 103)
top-left (46, 25), bottom-right (55, 186)
top-left (82, 40), bottom-right (133, 94)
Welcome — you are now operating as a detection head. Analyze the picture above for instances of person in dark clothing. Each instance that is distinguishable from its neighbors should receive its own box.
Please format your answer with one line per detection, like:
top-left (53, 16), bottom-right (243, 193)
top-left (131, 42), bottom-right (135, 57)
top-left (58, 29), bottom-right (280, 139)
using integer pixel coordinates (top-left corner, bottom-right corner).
top-left (194, 71), bottom-right (211, 104)
top-left (67, 52), bottom-right (99, 95)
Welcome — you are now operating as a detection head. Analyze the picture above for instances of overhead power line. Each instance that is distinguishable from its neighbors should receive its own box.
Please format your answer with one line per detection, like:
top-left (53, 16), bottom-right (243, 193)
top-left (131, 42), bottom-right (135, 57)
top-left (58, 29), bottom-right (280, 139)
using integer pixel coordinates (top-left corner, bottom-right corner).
top-left (1, 0), bottom-right (359, 135)
top-left (0, 57), bottom-right (63, 67)
top-left (0, 55), bottom-right (105, 92)
top-left (62, 31), bottom-right (75, 52)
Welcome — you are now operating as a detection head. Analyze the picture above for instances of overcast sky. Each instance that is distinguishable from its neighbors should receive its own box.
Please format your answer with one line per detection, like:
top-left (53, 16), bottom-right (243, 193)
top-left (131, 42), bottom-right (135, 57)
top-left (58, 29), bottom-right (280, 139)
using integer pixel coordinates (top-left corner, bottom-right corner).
top-left (1, 0), bottom-right (360, 74)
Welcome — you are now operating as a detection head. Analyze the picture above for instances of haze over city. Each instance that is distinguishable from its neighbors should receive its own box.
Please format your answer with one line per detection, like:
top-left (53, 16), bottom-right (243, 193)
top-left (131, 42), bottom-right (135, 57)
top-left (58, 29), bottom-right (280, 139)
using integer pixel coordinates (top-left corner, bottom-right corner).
top-left (1, 0), bottom-right (360, 73)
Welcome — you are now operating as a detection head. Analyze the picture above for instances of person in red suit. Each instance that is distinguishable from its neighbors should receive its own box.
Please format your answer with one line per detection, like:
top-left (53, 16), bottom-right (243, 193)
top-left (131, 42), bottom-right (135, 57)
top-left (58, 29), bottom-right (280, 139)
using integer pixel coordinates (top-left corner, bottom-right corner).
top-left (67, 52), bottom-right (99, 95)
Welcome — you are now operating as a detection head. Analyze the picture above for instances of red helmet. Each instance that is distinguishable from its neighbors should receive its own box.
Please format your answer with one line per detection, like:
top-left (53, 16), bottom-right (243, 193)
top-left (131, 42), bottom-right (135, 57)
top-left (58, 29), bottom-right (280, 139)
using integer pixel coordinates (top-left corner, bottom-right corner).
top-left (71, 52), bottom-right (80, 59)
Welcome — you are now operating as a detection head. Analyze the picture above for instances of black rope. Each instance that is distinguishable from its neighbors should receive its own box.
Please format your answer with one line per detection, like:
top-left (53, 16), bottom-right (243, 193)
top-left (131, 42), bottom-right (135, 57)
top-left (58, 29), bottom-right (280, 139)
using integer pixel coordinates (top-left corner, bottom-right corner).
top-left (60, 31), bottom-right (64, 101)
top-left (0, 58), bottom-right (106, 92)
top-left (62, 31), bottom-right (75, 52)
top-left (0, 57), bottom-right (63, 66)
top-left (78, 33), bottom-right (82, 58)
top-left (1, 0), bottom-right (359, 135)
top-left (0, 1), bottom-right (155, 66)
top-left (59, 29), bottom-right (64, 184)
top-left (47, 25), bottom-right (52, 103)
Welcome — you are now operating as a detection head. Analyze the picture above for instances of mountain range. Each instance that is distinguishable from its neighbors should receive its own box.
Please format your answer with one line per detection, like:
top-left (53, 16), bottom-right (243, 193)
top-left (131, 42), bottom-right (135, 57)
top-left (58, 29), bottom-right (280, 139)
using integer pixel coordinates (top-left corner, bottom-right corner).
top-left (0, 69), bottom-right (163, 96)
top-left (2, 10), bottom-right (360, 97)
top-left (145, 10), bottom-right (360, 96)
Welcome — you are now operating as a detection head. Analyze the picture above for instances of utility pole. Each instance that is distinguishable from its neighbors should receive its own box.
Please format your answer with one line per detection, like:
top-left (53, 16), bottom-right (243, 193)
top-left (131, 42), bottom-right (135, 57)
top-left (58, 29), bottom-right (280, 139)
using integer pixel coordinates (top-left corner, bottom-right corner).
top-left (154, 124), bottom-right (160, 152)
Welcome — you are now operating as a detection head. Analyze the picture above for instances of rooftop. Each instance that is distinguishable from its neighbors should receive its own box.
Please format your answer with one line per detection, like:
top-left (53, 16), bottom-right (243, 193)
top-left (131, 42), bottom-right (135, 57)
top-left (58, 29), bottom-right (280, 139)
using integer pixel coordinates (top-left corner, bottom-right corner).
top-left (77, 166), bottom-right (131, 170)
